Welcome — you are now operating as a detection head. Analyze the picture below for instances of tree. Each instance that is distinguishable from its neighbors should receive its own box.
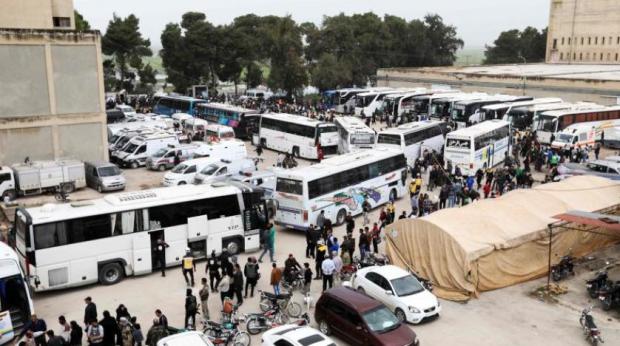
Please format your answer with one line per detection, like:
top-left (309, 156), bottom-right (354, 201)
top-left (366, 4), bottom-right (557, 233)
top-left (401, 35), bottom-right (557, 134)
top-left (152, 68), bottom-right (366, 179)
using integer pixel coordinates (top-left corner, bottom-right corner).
top-left (102, 14), bottom-right (152, 91)
top-left (245, 62), bottom-right (263, 88)
top-left (311, 53), bottom-right (351, 91)
top-left (74, 11), bottom-right (91, 31)
top-left (484, 27), bottom-right (547, 64)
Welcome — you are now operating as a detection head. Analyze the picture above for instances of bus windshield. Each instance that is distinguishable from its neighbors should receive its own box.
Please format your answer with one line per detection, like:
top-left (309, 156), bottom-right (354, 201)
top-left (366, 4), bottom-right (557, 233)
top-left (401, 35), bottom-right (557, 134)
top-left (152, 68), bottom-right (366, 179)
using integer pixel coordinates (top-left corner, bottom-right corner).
top-left (538, 116), bottom-right (558, 132)
top-left (556, 133), bottom-right (574, 143)
top-left (356, 95), bottom-right (375, 108)
top-left (276, 178), bottom-right (303, 195)
top-left (446, 138), bottom-right (470, 149)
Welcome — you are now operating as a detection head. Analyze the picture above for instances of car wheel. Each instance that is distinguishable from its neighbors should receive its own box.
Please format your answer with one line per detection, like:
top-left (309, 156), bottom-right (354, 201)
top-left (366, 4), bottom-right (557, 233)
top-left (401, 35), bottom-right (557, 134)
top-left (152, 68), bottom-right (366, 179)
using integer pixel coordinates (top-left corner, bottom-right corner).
top-left (357, 286), bottom-right (366, 294)
top-left (2, 190), bottom-right (16, 201)
top-left (158, 164), bottom-right (166, 171)
top-left (178, 181), bottom-right (187, 185)
top-left (130, 161), bottom-right (139, 169)
top-left (98, 263), bottom-right (124, 285)
top-left (97, 184), bottom-right (103, 193)
top-left (318, 319), bottom-right (331, 335)
top-left (336, 209), bottom-right (346, 226)
top-left (395, 308), bottom-right (406, 323)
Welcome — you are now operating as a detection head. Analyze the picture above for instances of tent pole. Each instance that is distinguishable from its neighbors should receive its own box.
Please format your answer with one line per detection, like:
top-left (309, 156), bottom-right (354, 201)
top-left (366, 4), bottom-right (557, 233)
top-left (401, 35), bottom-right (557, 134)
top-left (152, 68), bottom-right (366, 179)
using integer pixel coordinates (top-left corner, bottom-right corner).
top-left (547, 224), bottom-right (553, 288)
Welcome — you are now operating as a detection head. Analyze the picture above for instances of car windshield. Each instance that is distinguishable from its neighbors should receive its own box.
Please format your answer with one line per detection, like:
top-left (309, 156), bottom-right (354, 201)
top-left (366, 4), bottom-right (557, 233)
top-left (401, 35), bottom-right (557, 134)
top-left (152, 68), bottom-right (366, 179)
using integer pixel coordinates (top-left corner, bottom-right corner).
top-left (200, 164), bottom-right (218, 175)
top-left (556, 133), bottom-right (573, 143)
top-left (98, 166), bottom-right (121, 177)
top-left (152, 148), bottom-right (168, 158)
top-left (362, 306), bottom-right (400, 333)
top-left (171, 163), bottom-right (188, 173)
top-left (124, 142), bottom-right (139, 153)
top-left (391, 275), bottom-right (425, 296)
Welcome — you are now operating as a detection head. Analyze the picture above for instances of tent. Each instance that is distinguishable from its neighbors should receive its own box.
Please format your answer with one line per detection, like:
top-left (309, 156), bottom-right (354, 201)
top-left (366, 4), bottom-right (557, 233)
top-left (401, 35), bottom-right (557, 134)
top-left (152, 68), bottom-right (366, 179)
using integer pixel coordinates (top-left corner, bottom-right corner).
top-left (385, 176), bottom-right (620, 301)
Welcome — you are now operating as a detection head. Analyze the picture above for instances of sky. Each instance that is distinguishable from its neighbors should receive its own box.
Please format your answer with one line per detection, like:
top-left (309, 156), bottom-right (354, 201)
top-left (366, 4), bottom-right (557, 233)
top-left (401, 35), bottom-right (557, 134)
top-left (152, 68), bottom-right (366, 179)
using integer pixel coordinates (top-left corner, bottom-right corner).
top-left (74, 0), bottom-right (549, 50)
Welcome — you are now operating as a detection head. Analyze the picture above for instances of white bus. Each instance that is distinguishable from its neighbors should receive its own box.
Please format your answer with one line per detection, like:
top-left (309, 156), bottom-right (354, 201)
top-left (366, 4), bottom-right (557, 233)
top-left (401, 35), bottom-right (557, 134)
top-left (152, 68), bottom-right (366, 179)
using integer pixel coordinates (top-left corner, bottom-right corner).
top-left (429, 93), bottom-right (489, 120)
top-left (354, 89), bottom-right (398, 117)
top-left (535, 104), bottom-right (615, 144)
top-left (334, 116), bottom-right (376, 153)
top-left (332, 88), bottom-right (367, 114)
top-left (411, 91), bottom-right (463, 119)
top-left (452, 95), bottom-right (528, 129)
top-left (501, 98), bottom-right (563, 131)
top-left (376, 120), bottom-right (447, 167)
top-left (0, 242), bottom-right (34, 342)
top-left (444, 120), bottom-right (511, 176)
top-left (13, 183), bottom-right (268, 291)
top-left (478, 101), bottom-right (569, 128)
top-left (274, 147), bottom-right (407, 230)
top-left (256, 113), bottom-right (339, 160)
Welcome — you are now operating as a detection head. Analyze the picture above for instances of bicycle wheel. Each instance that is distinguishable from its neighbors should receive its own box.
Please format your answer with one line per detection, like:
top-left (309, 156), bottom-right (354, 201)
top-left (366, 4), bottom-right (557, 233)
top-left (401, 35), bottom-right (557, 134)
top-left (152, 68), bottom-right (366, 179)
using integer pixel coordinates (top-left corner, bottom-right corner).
top-left (286, 302), bottom-right (302, 318)
top-left (232, 331), bottom-right (251, 346)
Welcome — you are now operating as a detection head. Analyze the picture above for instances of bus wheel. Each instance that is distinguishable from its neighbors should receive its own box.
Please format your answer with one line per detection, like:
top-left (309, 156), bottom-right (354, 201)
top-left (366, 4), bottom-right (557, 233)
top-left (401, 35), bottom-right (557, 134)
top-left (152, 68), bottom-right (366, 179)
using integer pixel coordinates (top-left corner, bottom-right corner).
top-left (99, 263), bottom-right (124, 285)
top-left (389, 189), bottom-right (397, 202)
top-left (226, 239), bottom-right (241, 255)
top-left (336, 209), bottom-right (347, 226)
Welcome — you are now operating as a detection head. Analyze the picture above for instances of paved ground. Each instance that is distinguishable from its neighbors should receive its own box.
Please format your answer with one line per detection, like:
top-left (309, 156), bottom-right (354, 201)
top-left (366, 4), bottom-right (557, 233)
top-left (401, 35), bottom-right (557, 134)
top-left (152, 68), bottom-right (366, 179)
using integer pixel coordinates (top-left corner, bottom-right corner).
top-left (22, 134), bottom-right (620, 346)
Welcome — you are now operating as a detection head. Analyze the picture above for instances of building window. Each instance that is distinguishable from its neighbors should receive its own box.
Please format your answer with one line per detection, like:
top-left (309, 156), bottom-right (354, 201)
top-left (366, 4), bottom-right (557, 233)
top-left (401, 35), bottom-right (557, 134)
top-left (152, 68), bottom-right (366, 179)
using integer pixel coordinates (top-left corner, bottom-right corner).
top-left (617, 37), bottom-right (620, 45)
top-left (609, 37), bottom-right (613, 45)
top-left (600, 53), bottom-right (604, 61)
top-left (616, 53), bottom-right (619, 61)
top-left (580, 53), bottom-right (583, 60)
top-left (573, 53), bottom-right (576, 60)
top-left (553, 39), bottom-right (558, 49)
top-left (581, 37), bottom-right (584, 45)
top-left (53, 17), bottom-right (71, 28)
top-left (595, 37), bottom-right (598, 45)
top-left (588, 37), bottom-right (591, 45)
top-left (607, 53), bottom-right (611, 61)
top-left (586, 52), bottom-right (590, 60)
top-left (568, 37), bottom-right (571, 45)
top-left (602, 37), bottom-right (605, 45)
top-left (560, 52), bottom-right (564, 60)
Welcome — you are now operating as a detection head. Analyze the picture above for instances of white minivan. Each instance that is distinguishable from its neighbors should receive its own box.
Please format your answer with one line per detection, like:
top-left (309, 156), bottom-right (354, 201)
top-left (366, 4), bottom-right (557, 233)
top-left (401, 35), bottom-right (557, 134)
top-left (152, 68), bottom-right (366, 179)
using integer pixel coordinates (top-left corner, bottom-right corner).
top-left (146, 143), bottom-right (209, 171)
top-left (115, 133), bottom-right (180, 168)
top-left (376, 120), bottom-right (446, 167)
top-left (193, 158), bottom-right (256, 185)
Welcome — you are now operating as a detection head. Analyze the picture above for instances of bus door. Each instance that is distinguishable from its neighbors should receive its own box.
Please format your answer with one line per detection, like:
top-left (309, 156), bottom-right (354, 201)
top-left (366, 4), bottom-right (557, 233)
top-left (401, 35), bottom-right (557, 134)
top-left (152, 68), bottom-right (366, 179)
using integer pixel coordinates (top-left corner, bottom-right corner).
top-left (187, 215), bottom-right (208, 258)
top-left (487, 143), bottom-right (495, 169)
top-left (132, 232), bottom-right (153, 275)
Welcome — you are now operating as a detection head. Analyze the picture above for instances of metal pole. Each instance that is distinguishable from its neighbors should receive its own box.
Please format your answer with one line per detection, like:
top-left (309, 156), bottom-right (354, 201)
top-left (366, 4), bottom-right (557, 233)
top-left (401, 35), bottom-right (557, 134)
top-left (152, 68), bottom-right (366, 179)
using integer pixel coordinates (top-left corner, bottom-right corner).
top-left (547, 224), bottom-right (553, 288)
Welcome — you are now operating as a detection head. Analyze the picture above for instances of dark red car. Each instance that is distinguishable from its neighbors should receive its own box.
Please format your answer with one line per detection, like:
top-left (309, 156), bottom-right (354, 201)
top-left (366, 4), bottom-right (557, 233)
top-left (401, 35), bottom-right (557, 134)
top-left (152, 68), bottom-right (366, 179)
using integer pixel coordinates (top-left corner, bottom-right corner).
top-left (314, 287), bottom-right (419, 346)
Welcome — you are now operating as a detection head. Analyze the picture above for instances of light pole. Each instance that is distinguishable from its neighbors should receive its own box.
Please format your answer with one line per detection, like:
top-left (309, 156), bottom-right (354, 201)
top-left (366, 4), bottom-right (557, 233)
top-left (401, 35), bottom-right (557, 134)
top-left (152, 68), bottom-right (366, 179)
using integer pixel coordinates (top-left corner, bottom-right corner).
top-left (519, 55), bottom-right (527, 96)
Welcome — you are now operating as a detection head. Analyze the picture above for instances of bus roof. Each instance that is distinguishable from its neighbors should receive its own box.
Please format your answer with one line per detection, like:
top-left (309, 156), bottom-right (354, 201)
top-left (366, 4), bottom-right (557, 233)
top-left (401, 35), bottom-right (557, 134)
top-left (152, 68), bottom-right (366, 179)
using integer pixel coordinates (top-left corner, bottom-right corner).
top-left (504, 98), bottom-right (563, 110)
top-left (378, 120), bottom-right (444, 135)
top-left (433, 93), bottom-right (488, 103)
top-left (276, 147), bottom-right (403, 181)
top-left (412, 91), bottom-right (463, 100)
top-left (159, 95), bottom-right (205, 102)
top-left (540, 104), bottom-right (615, 117)
top-left (447, 119), bottom-right (510, 138)
top-left (334, 116), bottom-right (374, 133)
top-left (22, 184), bottom-right (243, 224)
top-left (454, 94), bottom-right (525, 106)
top-left (261, 112), bottom-right (331, 127)
top-left (196, 102), bottom-right (259, 114)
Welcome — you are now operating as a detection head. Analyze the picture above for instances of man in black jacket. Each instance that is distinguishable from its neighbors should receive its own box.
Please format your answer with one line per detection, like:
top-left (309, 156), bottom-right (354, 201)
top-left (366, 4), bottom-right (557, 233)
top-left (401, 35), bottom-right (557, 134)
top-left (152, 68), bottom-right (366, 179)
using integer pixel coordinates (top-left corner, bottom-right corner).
top-left (305, 224), bottom-right (319, 259)
top-left (205, 250), bottom-right (221, 292)
top-left (84, 297), bottom-right (97, 328)
top-left (99, 310), bottom-right (119, 346)
top-left (232, 263), bottom-right (244, 305)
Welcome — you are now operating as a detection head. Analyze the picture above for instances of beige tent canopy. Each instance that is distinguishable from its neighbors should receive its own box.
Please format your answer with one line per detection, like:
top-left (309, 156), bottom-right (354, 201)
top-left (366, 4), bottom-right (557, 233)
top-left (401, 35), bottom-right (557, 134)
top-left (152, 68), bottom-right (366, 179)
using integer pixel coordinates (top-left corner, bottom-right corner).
top-left (385, 176), bottom-right (620, 301)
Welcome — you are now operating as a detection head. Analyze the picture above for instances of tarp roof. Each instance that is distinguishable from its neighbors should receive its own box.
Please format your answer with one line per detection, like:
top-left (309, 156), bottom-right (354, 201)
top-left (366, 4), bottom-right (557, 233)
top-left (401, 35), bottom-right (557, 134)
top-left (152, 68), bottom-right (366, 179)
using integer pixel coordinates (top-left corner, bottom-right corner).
top-left (553, 210), bottom-right (620, 232)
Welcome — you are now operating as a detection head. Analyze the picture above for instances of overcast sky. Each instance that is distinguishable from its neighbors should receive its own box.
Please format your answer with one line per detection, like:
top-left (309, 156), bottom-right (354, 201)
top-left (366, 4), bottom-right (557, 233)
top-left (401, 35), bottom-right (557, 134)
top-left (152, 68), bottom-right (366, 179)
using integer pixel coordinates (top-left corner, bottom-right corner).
top-left (74, 0), bottom-right (549, 49)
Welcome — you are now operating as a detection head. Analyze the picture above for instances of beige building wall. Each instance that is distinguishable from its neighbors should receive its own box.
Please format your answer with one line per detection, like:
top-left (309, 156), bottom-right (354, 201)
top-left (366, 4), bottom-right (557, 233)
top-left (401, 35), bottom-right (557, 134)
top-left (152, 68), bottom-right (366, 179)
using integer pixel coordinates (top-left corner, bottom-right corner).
top-left (0, 29), bottom-right (107, 165)
top-left (546, 0), bottom-right (620, 64)
top-left (0, 0), bottom-right (74, 30)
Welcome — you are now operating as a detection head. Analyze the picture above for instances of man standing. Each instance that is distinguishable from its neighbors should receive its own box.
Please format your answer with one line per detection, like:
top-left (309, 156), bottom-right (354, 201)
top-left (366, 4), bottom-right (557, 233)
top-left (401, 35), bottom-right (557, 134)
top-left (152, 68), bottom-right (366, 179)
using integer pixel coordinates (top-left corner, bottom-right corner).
top-left (205, 251), bottom-right (221, 292)
top-left (244, 257), bottom-right (260, 298)
top-left (182, 248), bottom-right (196, 286)
top-left (184, 289), bottom-right (198, 329)
top-left (305, 224), bottom-right (318, 259)
top-left (316, 211), bottom-right (325, 232)
top-left (362, 198), bottom-right (371, 226)
top-left (232, 264), bottom-right (244, 306)
top-left (198, 278), bottom-right (210, 322)
top-left (332, 252), bottom-right (343, 284)
top-left (219, 248), bottom-right (233, 277)
top-left (84, 297), bottom-right (98, 329)
top-left (314, 240), bottom-right (326, 280)
top-left (321, 254), bottom-right (335, 291)
top-left (99, 311), bottom-right (119, 346)
top-left (270, 263), bottom-right (283, 295)
top-left (358, 228), bottom-right (368, 260)
top-left (258, 223), bottom-right (276, 263)
top-left (154, 238), bottom-right (169, 277)
top-left (86, 319), bottom-right (105, 346)
top-left (154, 309), bottom-right (168, 329)
top-left (345, 212), bottom-right (355, 234)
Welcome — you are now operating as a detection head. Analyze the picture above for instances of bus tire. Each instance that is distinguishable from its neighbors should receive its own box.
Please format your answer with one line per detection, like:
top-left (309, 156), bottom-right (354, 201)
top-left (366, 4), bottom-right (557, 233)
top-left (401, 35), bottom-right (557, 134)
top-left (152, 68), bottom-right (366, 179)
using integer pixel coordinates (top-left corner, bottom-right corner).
top-left (2, 189), bottom-right (16, 200)
top-left (224, 238), bottom-right (242, 255)
top-left (99, 263), bottom-right (124, 285)
top-left (62, 182), bottom-right (75, 193)
top-left (389, 189), bottom-right (397, 202)
top-left (336, 209), bottom-right (347, 226)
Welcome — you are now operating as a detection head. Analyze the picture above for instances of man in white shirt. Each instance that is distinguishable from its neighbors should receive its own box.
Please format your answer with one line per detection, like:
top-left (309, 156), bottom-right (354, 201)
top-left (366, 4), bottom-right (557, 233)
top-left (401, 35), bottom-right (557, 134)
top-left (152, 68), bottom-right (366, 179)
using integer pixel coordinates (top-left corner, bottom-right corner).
top-left (321, 255), bottom-right (336, 292)
top-left (332, 251), bottom-right (343, 284)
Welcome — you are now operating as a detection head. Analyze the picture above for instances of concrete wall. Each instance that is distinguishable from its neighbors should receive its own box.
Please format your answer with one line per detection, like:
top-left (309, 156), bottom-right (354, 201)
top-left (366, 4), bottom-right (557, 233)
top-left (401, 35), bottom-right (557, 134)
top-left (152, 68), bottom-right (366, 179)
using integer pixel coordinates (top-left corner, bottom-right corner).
top-left (0, 0), bottom-right (74, 30)
top-left (376, 68), bottom-right (620, 106)
top-left (0, 29), bottom-right (107, 165)
top-left (546, 0), bottom-right (620, 64)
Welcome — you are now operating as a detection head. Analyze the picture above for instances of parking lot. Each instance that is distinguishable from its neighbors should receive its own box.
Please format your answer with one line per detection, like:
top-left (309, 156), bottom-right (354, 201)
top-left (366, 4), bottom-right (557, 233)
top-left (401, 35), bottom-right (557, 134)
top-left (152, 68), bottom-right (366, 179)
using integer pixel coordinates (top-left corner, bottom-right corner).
top-left (20, 137), bottom-right (619, 346)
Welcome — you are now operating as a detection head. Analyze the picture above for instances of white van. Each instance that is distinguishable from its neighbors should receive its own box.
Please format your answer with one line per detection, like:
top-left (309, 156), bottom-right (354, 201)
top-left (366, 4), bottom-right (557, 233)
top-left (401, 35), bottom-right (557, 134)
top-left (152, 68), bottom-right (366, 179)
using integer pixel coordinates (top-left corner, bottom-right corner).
top-left (205, 124), bottom-right (236, 141)
top-left (0, 242), bottom-right (34, 343)
top-left (162, 141), bottom-right (247, 186)
top-left (145, 143), bottom-right (210, 171)
top-left (551, 119), bottom-right (620, 150)
top-left (115, 133), bottom-right (180, 168)
top-left (182, 118), bottom-right (208, 140)
top-left (193, 158), bottom-right (256, 185)
top-left (376, 120), bottom-right (446, 166)
top-left (171, 112), bottom-right (193, 128)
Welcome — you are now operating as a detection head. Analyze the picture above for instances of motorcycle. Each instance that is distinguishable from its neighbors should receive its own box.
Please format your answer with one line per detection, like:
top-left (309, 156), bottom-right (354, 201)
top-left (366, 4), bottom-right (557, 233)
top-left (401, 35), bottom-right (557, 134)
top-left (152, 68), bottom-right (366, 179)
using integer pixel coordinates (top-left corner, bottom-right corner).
top-left (579, 307), bottom-right (604, 345)
top-left (258, 290), bottom-right (303, 318)
top-left (203, 319), bottom-right (250, 346)
top-left (246, 310), bottom-right (309, 335)
top-left (597, 281), bottom-right (620, 311)
top-left (586, 270), bottom-right (610, 299)
top-left (551, 255), bottom-right (575, 282)
top-left (282, 269), bottom-right (304, 291)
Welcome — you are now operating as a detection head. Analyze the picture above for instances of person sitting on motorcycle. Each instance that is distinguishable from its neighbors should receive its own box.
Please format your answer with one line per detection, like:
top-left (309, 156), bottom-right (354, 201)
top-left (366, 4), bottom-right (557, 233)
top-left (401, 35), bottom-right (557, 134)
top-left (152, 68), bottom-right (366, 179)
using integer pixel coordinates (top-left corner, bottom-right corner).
top-left (284, 254), bottom-right (302, 283)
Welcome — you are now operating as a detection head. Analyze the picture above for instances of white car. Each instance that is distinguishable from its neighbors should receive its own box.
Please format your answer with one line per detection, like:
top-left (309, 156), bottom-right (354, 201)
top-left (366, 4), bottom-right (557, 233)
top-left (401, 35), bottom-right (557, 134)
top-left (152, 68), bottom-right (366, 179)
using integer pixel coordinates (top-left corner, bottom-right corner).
top-left (351, 265), bottom-right (440, 324)
top-left (262, 325), bottom-right (336, 346)
top-left (157, 331), bottom-right (214, 346)
top-left (116, 105), bottom-right (138, 119)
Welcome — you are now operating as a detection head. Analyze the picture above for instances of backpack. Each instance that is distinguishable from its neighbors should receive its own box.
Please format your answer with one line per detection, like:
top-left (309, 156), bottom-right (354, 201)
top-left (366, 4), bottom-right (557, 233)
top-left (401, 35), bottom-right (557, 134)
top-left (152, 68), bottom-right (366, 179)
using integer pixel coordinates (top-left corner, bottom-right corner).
top-left (188, 295), bottom-right (197, 312)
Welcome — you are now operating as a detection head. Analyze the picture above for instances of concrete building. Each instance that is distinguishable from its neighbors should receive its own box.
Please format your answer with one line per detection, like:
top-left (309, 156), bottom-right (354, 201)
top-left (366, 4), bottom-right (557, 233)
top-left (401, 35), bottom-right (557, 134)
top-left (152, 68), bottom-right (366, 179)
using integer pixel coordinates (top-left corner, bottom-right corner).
top-left (546, 0), bottom-right (620, 64)
top-left (0, 0), bottom-right (75, 30)
top-left (377, 64), bottom-right (620, 105)
top-left (0, 1), bottom-right (108, 165)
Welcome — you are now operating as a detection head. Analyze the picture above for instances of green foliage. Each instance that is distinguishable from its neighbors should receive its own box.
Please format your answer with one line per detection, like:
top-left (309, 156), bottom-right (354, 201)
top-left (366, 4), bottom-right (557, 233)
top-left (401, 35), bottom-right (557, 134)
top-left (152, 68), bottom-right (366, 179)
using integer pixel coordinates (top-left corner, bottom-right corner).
top-left (74, 10), bottom-right (91, 31)
top-left (484, 27), bottom-right (547, 64)
top-left (102, 14), bottom-right (152, 91)
top-left (245, 62), bottom-right (263, 88)
top-left (310, 53), bottom-right (351, 91)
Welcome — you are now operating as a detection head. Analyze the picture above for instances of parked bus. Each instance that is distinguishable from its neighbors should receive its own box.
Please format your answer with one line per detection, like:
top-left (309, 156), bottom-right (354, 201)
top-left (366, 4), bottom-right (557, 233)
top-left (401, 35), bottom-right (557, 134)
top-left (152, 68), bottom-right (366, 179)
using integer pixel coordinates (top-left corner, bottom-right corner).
top-left (535, 105), bottom-right (618, 144)
top-left (195, 103), bottom-right (260, 140)
top-left (429, 93), bottom-right (488, 120)
top-left (479, 101), bottom-right (568, 128)
top-left (256, 113), bottom-right (339, 160)
top-left (376, 120), bottom-right (447, 167)
top-left (354, 89), bottom-right (398, 117)
top-left (500, 98), bottom-right (563, 130)
top-left (444, 120), bottom-right (511, 176)
top-left (274, 147), bottom-right (407, 230)
top-left (153, 96), bottom-right (206, 116)
top-left (0, 242), bottom-right (34, 341)
top-left (13, 183), bottom-right (267, 291)
top-left (452, 95), bottom-right (529, 129)
top-left (334, 116), bottom-right (376, 154)
top-left (411, 91), bottom-right (463, 119)
top-left (333, 88), bottom-right (368, 114)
